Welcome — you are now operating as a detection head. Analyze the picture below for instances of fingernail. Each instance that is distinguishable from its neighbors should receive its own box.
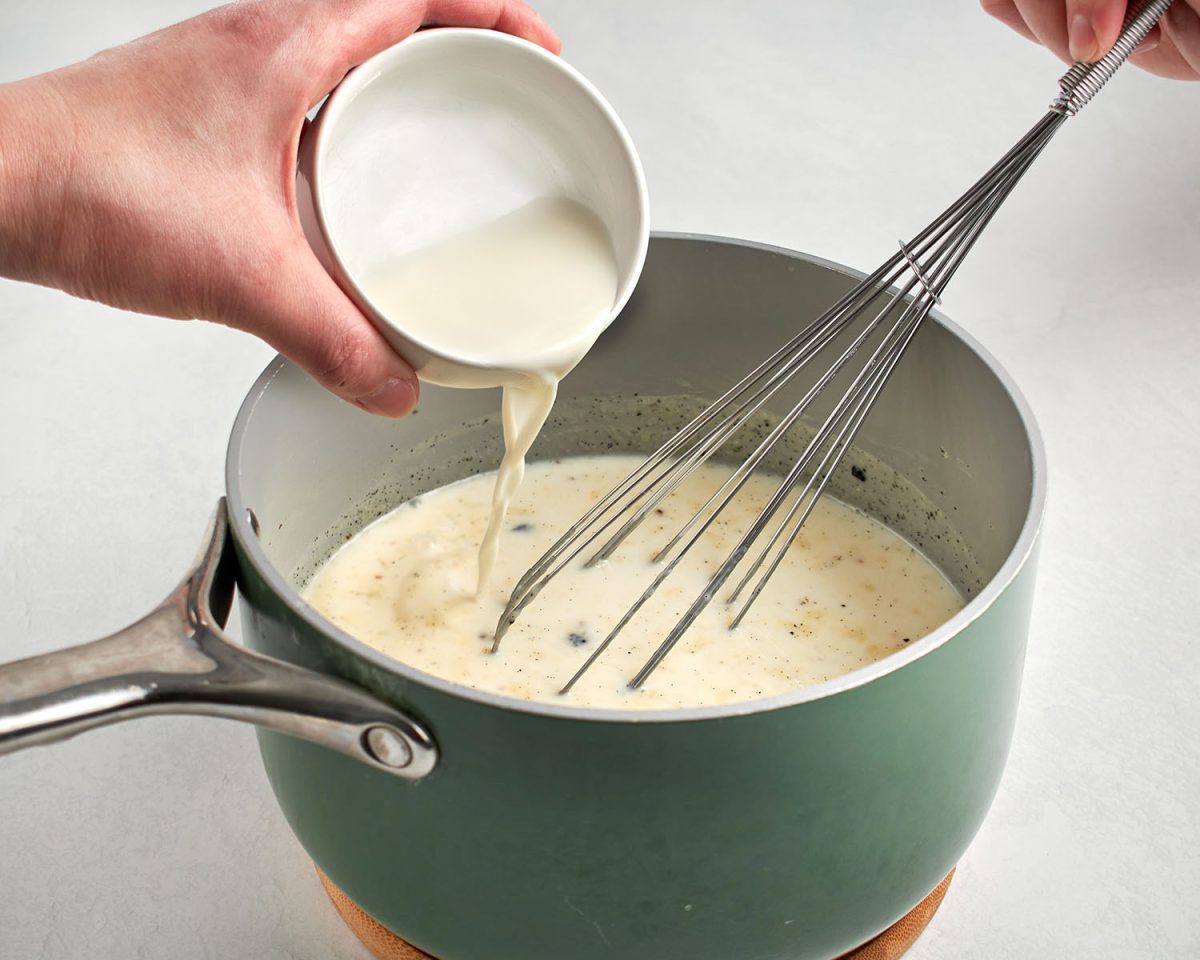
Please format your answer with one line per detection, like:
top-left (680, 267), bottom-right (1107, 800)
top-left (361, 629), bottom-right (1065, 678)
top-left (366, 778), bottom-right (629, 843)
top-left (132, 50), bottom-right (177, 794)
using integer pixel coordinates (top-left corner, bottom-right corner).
top-left (358, 377), bottom-right (418, 417)
top-left (1134, 32), bottom-right (1160, 54)
top-left (1069, 13), bottom-right (1098, 62)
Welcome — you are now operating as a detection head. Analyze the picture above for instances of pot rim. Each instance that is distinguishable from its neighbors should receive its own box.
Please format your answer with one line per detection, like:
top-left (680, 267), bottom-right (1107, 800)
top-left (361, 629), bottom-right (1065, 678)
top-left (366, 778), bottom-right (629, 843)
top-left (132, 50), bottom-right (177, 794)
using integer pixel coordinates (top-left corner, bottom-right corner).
top-left (225, 232), bottom-right (1046, 724)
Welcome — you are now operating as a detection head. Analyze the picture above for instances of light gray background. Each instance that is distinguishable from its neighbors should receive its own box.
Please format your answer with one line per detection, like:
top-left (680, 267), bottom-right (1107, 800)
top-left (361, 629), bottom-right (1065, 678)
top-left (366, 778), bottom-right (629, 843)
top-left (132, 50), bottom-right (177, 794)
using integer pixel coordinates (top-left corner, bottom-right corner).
top-left (1, 2), bottom-right (1197, 957)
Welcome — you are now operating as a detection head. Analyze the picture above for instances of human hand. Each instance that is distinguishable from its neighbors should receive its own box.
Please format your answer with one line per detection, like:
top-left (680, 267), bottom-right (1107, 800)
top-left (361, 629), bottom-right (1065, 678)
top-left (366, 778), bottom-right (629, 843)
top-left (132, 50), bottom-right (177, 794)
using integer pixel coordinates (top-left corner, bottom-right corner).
top-left (0, 0), bottom-right (560, 416)
top-left (981, 0), bottom-right (1200, 79)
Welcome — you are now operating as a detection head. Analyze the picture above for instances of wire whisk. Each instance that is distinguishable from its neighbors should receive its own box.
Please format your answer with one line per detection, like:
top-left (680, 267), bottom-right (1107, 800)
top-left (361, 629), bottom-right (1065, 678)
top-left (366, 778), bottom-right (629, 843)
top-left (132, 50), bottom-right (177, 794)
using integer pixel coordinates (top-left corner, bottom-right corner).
top-left (494, 0), bottom-right (1172, 694)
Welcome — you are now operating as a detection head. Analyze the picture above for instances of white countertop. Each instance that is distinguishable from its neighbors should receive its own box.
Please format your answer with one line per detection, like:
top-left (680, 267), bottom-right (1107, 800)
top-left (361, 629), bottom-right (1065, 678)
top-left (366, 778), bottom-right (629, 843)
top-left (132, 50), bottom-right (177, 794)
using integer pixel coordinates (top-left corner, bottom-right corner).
top-left (2, 2), bottom-right (1197, 957)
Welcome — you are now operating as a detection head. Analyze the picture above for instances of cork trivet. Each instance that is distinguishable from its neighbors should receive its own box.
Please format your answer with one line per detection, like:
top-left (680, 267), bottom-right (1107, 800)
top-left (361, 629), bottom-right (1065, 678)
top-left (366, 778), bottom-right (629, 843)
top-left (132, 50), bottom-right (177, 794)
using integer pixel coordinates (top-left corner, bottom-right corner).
top-left (318, 866), bottom-right (954, 960)
top-left (834, 869), bottom-right (954, 960)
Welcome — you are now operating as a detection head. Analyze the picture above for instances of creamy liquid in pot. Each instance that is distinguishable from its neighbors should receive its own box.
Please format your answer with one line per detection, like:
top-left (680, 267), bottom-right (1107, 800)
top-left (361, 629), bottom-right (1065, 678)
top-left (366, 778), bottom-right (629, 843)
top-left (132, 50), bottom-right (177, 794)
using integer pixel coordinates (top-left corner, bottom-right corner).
top-left (359, 198), bottom-right (618, 593)
top-left (303, 455), bottom-right (965, 710)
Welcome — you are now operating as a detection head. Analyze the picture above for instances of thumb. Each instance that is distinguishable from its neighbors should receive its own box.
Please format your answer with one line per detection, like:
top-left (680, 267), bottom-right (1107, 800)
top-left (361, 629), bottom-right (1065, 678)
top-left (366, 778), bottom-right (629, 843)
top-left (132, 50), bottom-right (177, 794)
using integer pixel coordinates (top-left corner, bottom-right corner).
top-left (233, 240), bottom-right (420, 417)
top-left (1066, 0), bottom-right (1128, 61)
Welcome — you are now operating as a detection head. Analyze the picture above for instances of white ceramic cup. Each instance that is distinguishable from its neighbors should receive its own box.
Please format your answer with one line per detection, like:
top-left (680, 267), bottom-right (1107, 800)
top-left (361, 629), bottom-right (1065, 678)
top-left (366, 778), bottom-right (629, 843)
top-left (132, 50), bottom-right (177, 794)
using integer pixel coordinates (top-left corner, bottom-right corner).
top-left (297, 28), bottom-right (650, 389)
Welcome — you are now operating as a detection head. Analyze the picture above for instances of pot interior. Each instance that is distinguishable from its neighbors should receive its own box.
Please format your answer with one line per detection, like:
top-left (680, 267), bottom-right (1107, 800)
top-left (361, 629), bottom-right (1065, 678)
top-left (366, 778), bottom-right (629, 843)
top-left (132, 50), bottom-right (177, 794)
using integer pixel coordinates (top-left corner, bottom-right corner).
top-left (229, 235), bottom-right (1039, 660)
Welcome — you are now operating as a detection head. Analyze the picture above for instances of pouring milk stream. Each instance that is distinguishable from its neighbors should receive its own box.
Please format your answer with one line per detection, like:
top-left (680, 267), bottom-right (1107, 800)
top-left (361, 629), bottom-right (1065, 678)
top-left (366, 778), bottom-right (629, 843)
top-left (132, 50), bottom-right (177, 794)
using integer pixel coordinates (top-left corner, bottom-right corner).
top-left (358, 197), bottom-right (619, 593)
top-left (299, 30), bottom-right (645, 600)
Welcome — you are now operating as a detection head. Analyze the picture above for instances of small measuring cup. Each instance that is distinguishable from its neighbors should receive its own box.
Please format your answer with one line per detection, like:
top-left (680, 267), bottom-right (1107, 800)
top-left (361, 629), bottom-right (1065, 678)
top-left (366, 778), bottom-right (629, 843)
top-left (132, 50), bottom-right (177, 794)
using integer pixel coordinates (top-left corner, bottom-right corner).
top-left (297, 27), bottom-right (649, 389)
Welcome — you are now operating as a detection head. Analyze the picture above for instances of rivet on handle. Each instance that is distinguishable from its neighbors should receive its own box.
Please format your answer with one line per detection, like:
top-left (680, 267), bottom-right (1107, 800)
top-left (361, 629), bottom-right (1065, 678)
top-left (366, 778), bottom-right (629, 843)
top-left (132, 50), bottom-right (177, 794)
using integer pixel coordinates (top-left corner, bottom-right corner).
top-left (364, 725), bottom-right (415, 769)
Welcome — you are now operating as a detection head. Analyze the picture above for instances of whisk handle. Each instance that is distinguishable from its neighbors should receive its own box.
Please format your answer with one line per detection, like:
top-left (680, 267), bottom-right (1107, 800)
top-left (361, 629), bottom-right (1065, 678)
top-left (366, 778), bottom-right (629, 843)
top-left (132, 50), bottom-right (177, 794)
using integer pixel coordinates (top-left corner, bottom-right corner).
top-left (1050, 0), bottom-right (1173, 115)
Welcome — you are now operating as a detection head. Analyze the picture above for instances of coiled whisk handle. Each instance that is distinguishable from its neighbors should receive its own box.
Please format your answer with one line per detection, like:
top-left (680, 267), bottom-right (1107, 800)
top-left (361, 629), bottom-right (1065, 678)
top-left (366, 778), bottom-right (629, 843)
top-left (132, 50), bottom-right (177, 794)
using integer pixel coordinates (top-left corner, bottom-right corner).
top-left (1051, 0), bottom-right (1173, 115)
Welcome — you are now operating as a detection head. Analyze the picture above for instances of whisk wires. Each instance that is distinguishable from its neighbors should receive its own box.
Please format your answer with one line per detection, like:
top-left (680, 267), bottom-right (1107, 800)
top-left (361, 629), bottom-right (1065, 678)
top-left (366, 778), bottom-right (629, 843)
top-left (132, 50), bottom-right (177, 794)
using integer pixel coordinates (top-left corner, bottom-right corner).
top-left (493, 0), bottom-right (1172, 695)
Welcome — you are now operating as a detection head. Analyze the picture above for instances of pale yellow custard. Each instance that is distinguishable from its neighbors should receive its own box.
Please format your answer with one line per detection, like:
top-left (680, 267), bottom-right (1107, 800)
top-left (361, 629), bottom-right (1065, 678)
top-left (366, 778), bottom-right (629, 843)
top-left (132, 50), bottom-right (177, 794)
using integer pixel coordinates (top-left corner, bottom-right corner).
top-left (303, 455), bottom-right (964, 710)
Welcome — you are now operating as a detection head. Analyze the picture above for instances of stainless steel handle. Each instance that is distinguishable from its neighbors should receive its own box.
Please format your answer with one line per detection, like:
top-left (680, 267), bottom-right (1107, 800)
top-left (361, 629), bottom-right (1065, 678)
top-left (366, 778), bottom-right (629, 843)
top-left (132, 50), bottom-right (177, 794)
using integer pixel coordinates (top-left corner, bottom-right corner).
top-left (1051, 0), bottom-right (1172, 115)
top-left (0, 500), bottom-right (437, 779)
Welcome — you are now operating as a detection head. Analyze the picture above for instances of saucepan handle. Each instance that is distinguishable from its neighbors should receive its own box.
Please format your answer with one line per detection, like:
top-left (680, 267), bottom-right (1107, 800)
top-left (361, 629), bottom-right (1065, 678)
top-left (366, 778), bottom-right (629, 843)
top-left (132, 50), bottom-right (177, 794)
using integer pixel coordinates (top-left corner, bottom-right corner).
top-left (0, 500), bottom-right (437, 779)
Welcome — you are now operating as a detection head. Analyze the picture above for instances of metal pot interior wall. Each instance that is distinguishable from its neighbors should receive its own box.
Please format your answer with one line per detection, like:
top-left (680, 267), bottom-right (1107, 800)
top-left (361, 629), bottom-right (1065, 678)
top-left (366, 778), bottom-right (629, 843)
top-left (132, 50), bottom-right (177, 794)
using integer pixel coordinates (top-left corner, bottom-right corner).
top-left (235, 235), bottom-right (1032, 597)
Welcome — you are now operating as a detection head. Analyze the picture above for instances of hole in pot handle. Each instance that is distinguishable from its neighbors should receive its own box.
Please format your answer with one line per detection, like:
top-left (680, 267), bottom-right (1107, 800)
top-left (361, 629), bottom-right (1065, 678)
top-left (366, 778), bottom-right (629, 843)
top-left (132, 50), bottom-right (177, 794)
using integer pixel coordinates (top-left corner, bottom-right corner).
top-left (0, 499), bottom-right (438, 779)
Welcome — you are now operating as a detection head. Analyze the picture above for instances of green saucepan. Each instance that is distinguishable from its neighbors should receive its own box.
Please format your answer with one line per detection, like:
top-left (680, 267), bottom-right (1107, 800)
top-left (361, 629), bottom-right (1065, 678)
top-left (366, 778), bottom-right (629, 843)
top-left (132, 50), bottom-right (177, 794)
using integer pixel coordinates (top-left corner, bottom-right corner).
top-left (0, 234), bottom-right (1044, 960)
